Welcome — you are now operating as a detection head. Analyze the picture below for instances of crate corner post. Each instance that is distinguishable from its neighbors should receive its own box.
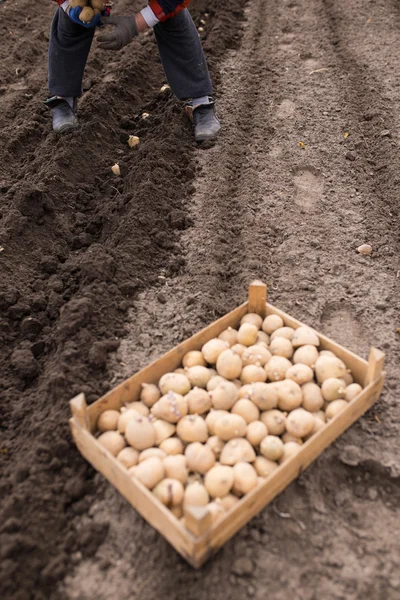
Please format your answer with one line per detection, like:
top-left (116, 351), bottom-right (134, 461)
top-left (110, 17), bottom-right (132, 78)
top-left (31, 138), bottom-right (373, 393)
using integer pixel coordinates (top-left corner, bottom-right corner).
top-left (69, 392), bottom-right (90, 431)
top-left (248, 280), bottom-right (267, 317)
top-left (365, 347), bottom-right (385, 386)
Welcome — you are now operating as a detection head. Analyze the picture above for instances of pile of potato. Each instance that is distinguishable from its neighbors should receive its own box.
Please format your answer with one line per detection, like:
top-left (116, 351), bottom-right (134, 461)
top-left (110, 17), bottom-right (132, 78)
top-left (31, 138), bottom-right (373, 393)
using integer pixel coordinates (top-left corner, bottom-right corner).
top-left (96, 313), bottom-right (363, 527)
top-left (68, 0), bottom-right (106, 23)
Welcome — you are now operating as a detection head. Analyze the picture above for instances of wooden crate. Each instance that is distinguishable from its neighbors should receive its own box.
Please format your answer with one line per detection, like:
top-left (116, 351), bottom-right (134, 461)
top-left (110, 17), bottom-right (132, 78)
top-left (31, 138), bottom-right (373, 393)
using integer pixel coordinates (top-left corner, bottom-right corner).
top-left (69, 281), bottom-right (385, 567)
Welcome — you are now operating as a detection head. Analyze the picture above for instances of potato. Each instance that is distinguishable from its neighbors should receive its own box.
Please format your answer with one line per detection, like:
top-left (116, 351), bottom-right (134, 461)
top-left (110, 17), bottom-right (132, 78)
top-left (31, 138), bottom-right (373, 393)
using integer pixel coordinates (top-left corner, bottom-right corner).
top-left (207, 375), bottom-right (228, 391)
top-left (124, 402), bottom-right (149, 417)
top-left (270, 337), bottom-right (294, 359)
top-left (286, 364), bottom-right (314, 386)
top-left (151, 392), bottom-right (188, 424)
top-left (276, 379), bottom-right (303, 411)
top-left (163, 455), bottom-right (188, 484)
top-left (131, 457), bottom-right (164, 489)
top-left (206, 435), bottom-right (225, 458)
top-left (79, 6), bottom-right (95, 22)
top-left (218, 327), bottom-right (238, 347)
top-left (116, 448), bottom-right (139, 471)
top-left (118, 408), bottom-right (140, 434)
top-left (254, 456), bottom-right (279, 477)
top-left (97, 431), bottom-right (126, 456)
top-left (202, 338), bottom-right (229, 364)
top-left (240, 313), bottom-right (263, 329)
top-left (91, 0), bottom-right (105, 9)
top-left (182, 350), bottom-right (206, 368)
top-left (265, 356), bottom-right (292, 381)
top-left (291, 326), bottom-right (320, 347)
top-left (341, 371), bottom-right (354, 386)
top-left (240, 364), bottom-right (268, 384)
top-left (210, 380), bottom-right (238, 410)
top-left (260, 435), bottom-right (284, 461)
top-left (140, 383), bottom-right (161, 408)
top-left (246, 420), bottom-right (268, 446)
top-left (233, 462), bottom-right (258, 495)
top-left (159, 373), bottom-right (191, 396)
top-left (248, 382), bottom-right (279, 410)
top-left (256, 331), bottom-right (270, 346)
top-left (177, 415), bottom-right (208, 443)
top-left (171, 505), bottom-right (183, 519)
top-left (260, 409), bottom-right (286, 436)
top-left (205, 409), bottom-right (229, 435)
top-left (279, 442), bottom-right (302, 463)
top-left (270, 327), bottom-right (295, 341)
top-left (185, 442), bottom-right (215, 474)
top-left (216, 349), bottom-right (243, 379)
top-left (220, 438), bottom-right (256, 465)
top-left (262, 314), bottom-right (284, 334)
top-left (325, 399), bottom-right (348, 420)
top-left (152, 419), bottom-right (176, 445)
top-left (344, 383), bottom-right (363, 402)
top-left (219, 494), bottom-right (240, 511)
top-left (69, 0), bottom-right (87, 7)
top-left (153, 478), bottom-right (184, 506)
top-left (302, 382), bottom-right (324, 412)
top-left (185, 365), bottom-right (211, 389)
top-left (231, 398), bottom-right (260, 423)
top-left (186, 387), bottom-right (212, 414)
top-left (184, 482), bottom-right (209, 507)
top-left (242, 345), bottom-right (272, 366)
top-left (237, 323), bottom-right (259, 346)
top-left (97, 409), bottom-right (119, 432)
top-left (315, 355), bottom-right (347, 384)
top-left (125, 416), bottom-right (156, 450)
top-left (231, 343), bottom-right (246, 356)
top-left (282, 432), bottom-right (303, 444)
top-left (214, 414), bottom-right (247, 441)
top-left (321, 378), bottom-right (346, 402)
top-left (205, 465), bottom-right (234, 497)
top-left (285, 408), bottom-right (315, 438)
top-left (139, 448), bottom-right (166, 462)
top-left (293, 345), bottom-right (319, 368)
top-left (159, 436), bottom-right (183, 455)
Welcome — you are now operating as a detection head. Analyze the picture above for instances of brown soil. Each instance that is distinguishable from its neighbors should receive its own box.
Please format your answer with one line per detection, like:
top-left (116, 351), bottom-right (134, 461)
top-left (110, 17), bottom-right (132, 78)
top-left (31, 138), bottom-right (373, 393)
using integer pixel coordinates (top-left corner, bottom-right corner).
top-left (1, 0), bottom-right (399, 599)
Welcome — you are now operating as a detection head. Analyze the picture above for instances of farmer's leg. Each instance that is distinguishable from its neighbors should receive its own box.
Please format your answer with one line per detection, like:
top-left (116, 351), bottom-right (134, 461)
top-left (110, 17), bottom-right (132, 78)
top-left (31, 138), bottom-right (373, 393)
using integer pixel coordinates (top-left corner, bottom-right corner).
top-left (48, 7), bottom-right (94, 98)
top-left (153, 9), bottom-right (212, 100)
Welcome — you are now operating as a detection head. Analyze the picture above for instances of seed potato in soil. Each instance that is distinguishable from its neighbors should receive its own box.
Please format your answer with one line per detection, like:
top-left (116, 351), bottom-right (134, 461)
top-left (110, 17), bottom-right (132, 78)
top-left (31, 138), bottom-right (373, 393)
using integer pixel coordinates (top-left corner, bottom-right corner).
top-left (1, 0), bottom-right (400, 599)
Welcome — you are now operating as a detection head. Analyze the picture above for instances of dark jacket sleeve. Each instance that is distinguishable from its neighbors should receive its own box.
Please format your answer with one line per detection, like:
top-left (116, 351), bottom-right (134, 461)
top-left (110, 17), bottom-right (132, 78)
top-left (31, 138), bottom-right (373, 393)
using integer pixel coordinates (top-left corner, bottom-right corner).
top-left (148, 0), bottom-right (192, 21)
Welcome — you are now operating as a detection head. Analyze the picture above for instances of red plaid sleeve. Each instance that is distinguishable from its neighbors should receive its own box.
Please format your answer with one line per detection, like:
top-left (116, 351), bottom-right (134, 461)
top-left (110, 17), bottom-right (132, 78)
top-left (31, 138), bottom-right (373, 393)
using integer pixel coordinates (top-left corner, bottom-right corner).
top-left (148, 0), bottom-right (192, 22)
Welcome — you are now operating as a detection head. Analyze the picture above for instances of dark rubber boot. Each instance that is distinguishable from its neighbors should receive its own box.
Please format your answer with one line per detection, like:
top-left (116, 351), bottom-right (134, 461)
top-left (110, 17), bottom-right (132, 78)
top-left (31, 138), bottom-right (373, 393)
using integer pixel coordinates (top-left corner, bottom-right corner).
top-left (44, 96), bottom-right (79, 134)
top-left (192, 102), bottom-right (221, 142)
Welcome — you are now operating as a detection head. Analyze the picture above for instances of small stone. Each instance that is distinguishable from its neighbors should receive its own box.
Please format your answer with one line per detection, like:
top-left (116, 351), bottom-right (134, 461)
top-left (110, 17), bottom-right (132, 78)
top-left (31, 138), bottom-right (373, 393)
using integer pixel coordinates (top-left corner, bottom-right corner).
top-left (231, 557), bottom-right (255, 577)
top-left (21, 316), bottom-right (42, 336)
top-left (357, 244), bottom-right (372, 255)
top-left (368, 487), bottom-right (378, 501)
top-left (380, 129), bottom-right (391, 137)
top-left (82, 78), bottom-right (92, 91)
top-left (10, 348), bottom-right (39, 380)
top-left (157, 293), bottom-right (167, 304)
top-left (71, 551), bottom-right (82, 565)
top-left (346, 151), bottom-right (356, 161)
top-left (64, 477), bottom-right (87, 501)
top-left (338, 445), bottom-right (361, 466)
